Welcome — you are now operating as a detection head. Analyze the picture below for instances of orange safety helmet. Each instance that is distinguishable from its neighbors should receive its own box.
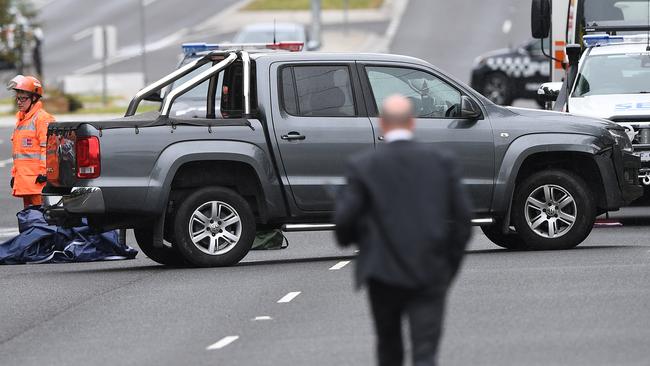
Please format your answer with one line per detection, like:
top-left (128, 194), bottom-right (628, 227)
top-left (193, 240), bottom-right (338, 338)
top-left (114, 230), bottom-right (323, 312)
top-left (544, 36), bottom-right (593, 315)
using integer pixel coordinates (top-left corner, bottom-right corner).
top-left (7, 75), bottom-right (43, 97)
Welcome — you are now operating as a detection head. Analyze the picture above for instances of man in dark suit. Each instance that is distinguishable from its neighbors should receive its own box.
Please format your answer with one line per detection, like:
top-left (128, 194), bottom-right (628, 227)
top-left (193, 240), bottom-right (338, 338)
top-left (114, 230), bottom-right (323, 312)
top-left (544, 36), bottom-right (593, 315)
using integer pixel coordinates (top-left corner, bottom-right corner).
top-left (334, 94), bottom-right (472, 366)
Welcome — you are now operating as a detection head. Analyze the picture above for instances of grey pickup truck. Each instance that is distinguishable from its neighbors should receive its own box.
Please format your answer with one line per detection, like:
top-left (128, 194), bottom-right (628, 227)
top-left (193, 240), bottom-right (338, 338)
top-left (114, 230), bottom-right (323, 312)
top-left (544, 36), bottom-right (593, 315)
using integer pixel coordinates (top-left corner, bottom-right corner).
top-left (42, 44), bottom-right (642, 267)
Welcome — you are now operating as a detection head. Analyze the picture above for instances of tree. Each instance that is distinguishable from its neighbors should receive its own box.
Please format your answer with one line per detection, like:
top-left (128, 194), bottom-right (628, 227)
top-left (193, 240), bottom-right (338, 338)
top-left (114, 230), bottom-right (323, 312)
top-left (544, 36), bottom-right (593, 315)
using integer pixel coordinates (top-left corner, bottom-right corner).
top-left (0, 0), bottom-right (38, 74)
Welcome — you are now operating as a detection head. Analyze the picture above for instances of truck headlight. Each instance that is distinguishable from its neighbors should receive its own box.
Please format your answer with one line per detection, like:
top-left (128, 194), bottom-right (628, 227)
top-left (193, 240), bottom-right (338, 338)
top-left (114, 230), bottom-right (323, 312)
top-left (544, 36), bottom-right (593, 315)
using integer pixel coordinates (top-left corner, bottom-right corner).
top-left (609, 128), bottom-right (633, 153)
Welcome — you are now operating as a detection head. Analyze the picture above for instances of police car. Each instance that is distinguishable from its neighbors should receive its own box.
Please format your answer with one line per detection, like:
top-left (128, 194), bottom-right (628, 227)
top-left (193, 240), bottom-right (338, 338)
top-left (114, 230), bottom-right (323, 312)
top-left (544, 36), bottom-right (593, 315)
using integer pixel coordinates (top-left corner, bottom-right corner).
top-left (566, 34), bottom-right (650, 189)
top-left (470, 38), bottom-right (550, 106)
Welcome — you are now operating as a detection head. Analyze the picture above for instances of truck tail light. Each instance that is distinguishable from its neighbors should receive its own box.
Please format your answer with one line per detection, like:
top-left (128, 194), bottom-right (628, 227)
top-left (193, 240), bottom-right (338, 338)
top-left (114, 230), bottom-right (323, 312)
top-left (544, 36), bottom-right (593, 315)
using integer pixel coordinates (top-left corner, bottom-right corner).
top-left (76, 136), bottom-right (100, 179)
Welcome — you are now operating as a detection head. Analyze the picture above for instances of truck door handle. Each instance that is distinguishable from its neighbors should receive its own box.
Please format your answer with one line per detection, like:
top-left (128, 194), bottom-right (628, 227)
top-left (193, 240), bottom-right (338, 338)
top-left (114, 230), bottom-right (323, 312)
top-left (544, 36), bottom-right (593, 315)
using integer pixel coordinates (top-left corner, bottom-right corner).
top-left (281, 132), bottom-right (306, 141)
top-left (378, 136), bottom-right (385, 141)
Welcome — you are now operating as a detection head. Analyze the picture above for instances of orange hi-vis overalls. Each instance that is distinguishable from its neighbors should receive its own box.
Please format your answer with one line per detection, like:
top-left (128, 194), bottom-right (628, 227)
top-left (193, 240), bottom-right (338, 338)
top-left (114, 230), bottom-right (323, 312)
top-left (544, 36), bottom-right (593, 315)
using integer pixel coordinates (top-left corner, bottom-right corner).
top-left (11, 101), bottom-right (55, 206)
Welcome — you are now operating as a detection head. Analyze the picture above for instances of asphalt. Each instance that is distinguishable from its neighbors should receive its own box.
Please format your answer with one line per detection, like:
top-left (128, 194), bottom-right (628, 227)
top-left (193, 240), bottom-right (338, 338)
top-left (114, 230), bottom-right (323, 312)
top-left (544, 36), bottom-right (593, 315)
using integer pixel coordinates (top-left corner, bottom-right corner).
top-left (0, 1), bottom-right (649, 365)
top-left (39, 0), bottom-right (242, 84)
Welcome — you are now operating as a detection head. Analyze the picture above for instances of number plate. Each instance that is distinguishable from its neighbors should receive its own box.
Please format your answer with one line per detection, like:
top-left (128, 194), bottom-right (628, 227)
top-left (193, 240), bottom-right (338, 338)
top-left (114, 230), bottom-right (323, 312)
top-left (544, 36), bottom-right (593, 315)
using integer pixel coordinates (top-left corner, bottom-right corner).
top-left (639, 151), bottom-right (650, 162)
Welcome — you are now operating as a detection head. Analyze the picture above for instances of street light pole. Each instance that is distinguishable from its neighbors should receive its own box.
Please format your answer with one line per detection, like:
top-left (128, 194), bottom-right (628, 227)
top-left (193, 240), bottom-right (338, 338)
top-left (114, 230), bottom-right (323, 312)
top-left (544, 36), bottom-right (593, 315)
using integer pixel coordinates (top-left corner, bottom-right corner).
top-left (139, 0), bottom-right (148, 85)
top-left (311, 0), bottom-right (321, 48)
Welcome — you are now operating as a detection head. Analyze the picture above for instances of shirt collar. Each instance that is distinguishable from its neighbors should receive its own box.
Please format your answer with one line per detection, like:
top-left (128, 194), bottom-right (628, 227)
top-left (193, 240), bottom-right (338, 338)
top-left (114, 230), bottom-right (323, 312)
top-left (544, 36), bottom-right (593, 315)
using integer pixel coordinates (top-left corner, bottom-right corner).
top-left (384, 129), bottom-right (414, 143)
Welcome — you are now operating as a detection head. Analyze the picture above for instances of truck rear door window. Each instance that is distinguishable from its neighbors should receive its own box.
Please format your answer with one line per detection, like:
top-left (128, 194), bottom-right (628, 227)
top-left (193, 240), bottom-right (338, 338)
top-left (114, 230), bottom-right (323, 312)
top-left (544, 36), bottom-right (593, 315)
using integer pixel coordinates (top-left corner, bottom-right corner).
top-left (281, 65), bottom-right (356, 117)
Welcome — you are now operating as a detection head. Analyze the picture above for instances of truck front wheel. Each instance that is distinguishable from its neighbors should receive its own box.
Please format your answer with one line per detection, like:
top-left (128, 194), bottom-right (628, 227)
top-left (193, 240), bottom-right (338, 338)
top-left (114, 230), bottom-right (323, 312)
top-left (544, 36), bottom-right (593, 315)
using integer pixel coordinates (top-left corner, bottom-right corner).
top-left (173, 187), bottom-right (255, 267)
top-left (512, 169), bottom-right (596, 250)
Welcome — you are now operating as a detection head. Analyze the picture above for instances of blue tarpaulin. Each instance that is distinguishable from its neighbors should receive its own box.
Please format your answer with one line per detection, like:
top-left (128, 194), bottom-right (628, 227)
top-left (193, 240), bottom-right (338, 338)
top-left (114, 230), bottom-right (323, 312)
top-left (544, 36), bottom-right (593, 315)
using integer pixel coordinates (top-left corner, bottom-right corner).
top-left (0, 207), bottom-right (138, 264)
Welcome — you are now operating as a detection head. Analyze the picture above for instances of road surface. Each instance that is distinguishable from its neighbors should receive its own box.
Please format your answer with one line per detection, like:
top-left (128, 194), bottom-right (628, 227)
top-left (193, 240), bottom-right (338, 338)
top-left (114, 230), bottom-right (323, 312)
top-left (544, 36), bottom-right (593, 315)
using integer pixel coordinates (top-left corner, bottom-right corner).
top-left (0, 1), bottom-right (648, 365)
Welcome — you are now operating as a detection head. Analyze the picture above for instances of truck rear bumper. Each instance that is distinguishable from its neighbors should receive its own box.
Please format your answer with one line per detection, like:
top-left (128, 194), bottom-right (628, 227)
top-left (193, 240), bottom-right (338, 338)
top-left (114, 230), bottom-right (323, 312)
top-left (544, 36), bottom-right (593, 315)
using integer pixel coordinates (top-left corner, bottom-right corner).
top-left (42, 187), bottom-right (105, 225)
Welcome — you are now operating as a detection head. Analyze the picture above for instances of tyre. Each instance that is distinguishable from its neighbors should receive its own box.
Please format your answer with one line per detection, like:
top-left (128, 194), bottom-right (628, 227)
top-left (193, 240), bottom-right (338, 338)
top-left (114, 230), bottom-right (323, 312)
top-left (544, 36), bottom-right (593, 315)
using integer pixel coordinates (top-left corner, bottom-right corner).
top-left (134, 226), bottom-right (187, 266)
top-left (173, 186), bottom-right (255, 267)
top-left (482, 72), bottom-right (513, 105)
top-left (512, 170), bottom-right (596, 250)
top-left (480, 222), bottom-right (524, 250)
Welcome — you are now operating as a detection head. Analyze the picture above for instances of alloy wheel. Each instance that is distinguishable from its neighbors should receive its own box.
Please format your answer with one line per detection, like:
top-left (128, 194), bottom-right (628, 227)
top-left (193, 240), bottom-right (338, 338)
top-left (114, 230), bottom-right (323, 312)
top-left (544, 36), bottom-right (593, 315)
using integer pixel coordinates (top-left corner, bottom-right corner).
top-left (524, 184), bottom-right (577, 239)
top-left (188, 201), bottom-right (242, 255)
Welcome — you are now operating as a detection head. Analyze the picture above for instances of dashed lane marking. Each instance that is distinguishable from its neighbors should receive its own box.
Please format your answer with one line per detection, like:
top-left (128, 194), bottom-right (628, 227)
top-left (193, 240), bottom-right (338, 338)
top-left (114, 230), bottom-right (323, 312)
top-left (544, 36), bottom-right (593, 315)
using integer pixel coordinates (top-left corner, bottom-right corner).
top-left (0, 228), bottom-right (19, 237)
top-left (329, 261), bottom-right (350, 270)
top-left (252, 316), bottom-right (273, 321)
top-left (277, 291), bottom-right (301, 303)
top-left (0, 158), bottom-right (13, 168)
top-left (206, 336), bottom-right (239, 350)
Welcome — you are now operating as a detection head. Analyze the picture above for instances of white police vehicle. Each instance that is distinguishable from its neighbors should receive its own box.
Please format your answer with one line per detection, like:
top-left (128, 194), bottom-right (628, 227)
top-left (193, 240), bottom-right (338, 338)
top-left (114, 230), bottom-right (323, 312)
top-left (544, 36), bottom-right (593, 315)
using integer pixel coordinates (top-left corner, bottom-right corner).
top-left (564, 34), bottom-right (650, 188)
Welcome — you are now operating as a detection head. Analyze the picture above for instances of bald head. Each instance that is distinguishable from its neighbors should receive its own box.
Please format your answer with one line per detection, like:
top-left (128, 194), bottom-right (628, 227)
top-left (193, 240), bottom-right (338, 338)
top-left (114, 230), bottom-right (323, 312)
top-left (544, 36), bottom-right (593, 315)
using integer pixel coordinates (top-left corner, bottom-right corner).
top-left (380, 94), bottom-right (414, 133)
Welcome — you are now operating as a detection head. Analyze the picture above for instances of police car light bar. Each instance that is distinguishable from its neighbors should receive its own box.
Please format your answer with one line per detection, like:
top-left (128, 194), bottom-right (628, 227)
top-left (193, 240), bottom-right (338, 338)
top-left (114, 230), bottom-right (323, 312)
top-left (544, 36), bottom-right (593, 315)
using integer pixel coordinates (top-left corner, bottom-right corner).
top-left (182, 42), bottom-right (304, 55)
top-left (583, 34), bottom-right (650, 47)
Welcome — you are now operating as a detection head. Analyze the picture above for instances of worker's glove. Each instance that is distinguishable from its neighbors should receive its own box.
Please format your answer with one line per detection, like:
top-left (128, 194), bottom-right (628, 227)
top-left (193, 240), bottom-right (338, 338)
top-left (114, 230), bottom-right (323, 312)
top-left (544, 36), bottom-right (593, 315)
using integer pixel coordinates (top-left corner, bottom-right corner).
top-left (35, 174), bottom-right (47, 184)
top-left (9, 177), bottom-right (13, 188)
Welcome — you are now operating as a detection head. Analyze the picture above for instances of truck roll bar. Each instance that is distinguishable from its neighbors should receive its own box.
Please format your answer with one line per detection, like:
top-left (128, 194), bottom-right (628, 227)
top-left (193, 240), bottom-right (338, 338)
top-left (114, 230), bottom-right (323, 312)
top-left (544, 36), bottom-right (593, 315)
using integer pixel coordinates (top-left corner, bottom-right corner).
top-left (160, 52), bottom-right (238, 117)
top-left (240, 51), bottom-right (252, 117)
top-left (125, 54), bottom-right (215, 117)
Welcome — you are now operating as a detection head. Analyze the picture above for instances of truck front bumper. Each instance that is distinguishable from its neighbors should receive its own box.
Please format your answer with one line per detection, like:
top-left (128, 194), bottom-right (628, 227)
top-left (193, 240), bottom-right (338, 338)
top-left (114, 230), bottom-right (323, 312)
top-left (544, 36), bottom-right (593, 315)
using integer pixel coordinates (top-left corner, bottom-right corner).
top-left (42, 187), bottom-right (105, 225)
top-left (597, 148), bottom-right (643, 209)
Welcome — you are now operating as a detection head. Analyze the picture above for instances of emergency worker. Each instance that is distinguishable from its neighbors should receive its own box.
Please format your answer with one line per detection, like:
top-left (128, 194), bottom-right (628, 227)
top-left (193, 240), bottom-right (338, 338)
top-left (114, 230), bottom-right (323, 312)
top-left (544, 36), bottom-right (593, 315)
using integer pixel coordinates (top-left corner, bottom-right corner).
top-left (7, 75), bottom-right (55, 208)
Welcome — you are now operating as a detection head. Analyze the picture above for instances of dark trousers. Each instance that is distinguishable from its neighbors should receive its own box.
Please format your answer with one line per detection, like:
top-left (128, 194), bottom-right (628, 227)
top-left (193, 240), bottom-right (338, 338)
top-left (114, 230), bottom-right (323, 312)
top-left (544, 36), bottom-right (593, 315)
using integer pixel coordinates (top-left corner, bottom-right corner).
top-left (368, 279), bottom-right (447, 366)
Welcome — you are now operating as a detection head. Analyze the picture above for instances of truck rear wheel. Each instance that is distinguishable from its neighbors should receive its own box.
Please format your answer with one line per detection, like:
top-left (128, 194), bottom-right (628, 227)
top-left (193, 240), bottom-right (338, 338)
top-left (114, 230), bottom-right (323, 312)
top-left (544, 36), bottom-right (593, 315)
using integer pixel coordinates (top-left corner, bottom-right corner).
top-left (173, 187), bottom-right (255, 267)
top-left (134, 227), bottom-right (187, 266)
top-left (512, 169), bottom-right (596, 250)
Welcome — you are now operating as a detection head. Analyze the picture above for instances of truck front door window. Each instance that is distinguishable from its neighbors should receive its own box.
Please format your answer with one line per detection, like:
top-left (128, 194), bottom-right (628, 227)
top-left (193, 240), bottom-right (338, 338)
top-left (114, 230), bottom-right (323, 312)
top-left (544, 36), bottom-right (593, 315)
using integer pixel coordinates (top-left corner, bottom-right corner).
top-left (366, 66), bottom-right (461, 118)
top-left (362, 65), bottom-right (494, 212)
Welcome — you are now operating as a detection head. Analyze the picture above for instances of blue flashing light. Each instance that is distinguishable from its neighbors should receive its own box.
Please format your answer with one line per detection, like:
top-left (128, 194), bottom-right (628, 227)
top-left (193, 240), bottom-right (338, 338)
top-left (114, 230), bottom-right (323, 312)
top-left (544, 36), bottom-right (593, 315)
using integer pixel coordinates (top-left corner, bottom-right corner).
top-left (182, 43), bottom-right (221, 55)
top-left (583, 34), bottom-right (625, 47)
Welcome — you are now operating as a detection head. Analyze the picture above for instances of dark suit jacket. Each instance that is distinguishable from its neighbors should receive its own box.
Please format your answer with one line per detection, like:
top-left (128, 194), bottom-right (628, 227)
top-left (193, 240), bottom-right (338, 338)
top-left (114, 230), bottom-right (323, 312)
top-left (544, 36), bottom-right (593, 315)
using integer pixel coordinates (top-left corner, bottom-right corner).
top-left (334, 140), bottom-right (472, 289)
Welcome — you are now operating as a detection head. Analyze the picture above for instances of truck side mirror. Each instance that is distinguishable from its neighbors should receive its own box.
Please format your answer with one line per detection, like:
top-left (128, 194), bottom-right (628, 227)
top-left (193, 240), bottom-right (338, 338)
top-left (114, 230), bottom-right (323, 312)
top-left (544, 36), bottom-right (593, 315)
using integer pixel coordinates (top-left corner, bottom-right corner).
top-left (537, 82), bottom-right (562, 105)
top-left (460, 96), bottom-right (481, 119)
top-left (531, 0), bottom-right (551, 39)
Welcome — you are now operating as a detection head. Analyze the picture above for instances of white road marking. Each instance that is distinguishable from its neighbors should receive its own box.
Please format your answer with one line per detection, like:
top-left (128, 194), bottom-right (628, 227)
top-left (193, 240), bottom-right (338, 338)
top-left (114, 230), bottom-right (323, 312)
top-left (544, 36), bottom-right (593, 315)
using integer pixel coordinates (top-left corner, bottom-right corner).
top-left (252, 316), bottom-right (273, 321)
top-left (0, 158), bottom-right (13, 168)
top-left (0, 232), bottom-right (19, 238)
top-left (75, 28), bottom-right (188, 75)
top-left (329, 260), bottom-right (350, 270)
top-left (206, 336), bottom-right (239, 350)
top-left (72, 27), bottom-right (95, 42)
top-left (142, 0), bottom-right (158, 6)
top-left (277, 291), bottom-right (301, 303)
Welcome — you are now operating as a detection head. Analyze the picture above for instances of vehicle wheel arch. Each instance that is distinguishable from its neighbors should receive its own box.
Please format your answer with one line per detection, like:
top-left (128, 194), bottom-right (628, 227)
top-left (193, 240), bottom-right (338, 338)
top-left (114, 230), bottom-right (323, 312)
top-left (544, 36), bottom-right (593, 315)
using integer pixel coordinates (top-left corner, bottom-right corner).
top-left (168, 159), bottom-right (267, 223)
top-left (146, 140), bottom-right (279, 222)
top-left (492, 134), bottom-right (604, 228)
